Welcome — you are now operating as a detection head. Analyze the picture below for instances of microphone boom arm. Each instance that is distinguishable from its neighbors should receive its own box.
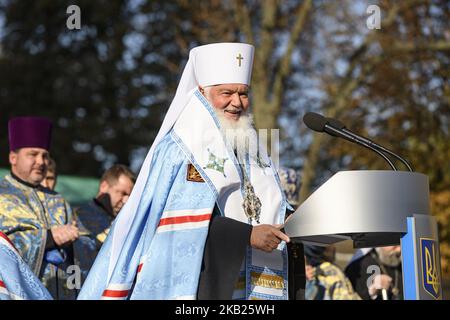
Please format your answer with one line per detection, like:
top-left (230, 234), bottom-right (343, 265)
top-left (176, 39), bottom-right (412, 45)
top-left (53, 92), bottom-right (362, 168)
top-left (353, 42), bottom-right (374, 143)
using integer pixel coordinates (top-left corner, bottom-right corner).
top-left (341, 128), bottom-right (413, 171)
top-left (325, 125), bottom-right (398, 171)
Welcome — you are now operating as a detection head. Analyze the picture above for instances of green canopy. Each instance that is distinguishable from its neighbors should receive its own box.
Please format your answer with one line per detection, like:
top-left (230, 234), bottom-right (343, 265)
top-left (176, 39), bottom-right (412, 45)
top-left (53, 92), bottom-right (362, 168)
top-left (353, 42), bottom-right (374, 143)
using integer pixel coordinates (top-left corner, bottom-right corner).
top-left (0, 168), bottom-right (98, 206)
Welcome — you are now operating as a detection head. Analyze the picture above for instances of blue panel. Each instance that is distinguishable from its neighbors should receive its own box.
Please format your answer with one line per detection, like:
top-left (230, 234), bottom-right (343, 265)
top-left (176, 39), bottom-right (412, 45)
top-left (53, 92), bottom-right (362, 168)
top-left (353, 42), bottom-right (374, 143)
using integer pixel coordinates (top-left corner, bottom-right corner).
top-left (420, 239), bottom-right (440, 299)
top-left (401, 217), bottom-right (417, 300)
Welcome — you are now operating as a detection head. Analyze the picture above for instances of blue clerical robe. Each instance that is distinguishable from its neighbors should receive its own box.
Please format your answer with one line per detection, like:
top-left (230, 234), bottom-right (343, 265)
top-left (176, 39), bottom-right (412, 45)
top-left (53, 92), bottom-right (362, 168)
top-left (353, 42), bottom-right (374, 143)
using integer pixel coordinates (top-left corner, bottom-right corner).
top-left (79, 132), bottom-right (216, 299)
top-left (0, 232), bottom-right (52, 300)
top-left (73, 197), bottom-right (115, 286)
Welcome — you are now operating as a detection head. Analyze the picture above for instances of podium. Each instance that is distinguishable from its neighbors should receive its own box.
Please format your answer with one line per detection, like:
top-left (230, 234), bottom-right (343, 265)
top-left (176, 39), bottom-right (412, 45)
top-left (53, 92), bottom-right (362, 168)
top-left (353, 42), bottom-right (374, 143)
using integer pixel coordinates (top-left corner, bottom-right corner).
top-left (284, 170), bottom-right (442, 300)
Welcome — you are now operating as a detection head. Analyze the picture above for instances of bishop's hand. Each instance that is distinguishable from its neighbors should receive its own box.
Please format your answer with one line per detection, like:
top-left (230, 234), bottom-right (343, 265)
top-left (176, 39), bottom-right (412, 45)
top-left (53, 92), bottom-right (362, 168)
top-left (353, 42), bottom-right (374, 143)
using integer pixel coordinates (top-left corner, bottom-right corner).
top-left (250, 224), bottom-right (290, 252)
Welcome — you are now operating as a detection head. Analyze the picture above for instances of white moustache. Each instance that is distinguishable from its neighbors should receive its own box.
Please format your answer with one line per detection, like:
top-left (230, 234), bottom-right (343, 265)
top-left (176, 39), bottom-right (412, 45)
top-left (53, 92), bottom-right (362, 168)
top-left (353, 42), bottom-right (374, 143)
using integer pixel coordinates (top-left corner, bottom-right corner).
top-left (224, 107), bottom-right (242, 113)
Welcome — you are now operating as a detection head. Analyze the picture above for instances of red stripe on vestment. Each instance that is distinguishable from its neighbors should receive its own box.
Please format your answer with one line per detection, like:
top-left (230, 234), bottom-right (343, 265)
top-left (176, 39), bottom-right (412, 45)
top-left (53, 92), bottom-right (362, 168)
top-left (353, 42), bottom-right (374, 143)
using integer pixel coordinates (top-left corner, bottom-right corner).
top-left (102, 289), bottom-right (129, 298)
top-left (0, 280), bottom-right (6, 288)
top-left (137, 263), bottom-right (143, 273)
top-left (158, 213), bottom-right (211, 227)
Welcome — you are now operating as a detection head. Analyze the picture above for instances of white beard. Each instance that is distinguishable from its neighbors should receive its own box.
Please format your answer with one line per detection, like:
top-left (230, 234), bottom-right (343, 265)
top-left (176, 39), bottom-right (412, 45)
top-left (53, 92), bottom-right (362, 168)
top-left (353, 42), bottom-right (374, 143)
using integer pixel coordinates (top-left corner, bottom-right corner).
top-left (214, 110), bottom-right (258, 163)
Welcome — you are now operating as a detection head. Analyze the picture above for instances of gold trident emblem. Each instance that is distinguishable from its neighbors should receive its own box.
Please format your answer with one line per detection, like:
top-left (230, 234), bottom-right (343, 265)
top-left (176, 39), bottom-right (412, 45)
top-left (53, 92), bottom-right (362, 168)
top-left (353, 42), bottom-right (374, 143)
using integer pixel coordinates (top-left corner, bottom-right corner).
top-left (236, 53), bottom-right (244, 67)
top-left (425, 243), bottom-right (440, 294)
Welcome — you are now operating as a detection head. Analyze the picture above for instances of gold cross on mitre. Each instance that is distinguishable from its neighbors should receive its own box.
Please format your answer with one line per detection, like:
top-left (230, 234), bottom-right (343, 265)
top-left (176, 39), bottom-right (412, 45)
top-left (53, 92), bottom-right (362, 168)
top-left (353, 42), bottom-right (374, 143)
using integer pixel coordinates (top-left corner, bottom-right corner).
top-left (236, 53), bottom-right (244, 67)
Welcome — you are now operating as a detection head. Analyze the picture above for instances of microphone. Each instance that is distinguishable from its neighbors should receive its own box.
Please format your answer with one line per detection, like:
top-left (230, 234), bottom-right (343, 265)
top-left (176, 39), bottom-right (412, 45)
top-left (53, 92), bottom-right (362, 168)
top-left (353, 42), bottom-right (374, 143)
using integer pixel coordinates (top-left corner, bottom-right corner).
top-left (303, 112), bottom-right (399, 171)
top-left (326, 117), bottom-right (413, 171)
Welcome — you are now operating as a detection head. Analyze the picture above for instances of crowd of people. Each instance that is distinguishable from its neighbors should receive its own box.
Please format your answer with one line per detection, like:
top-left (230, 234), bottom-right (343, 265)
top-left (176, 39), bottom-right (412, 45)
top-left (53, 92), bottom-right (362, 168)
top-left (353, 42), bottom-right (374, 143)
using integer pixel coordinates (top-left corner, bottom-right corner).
top-left (0, 42), bottom-right (404, 300)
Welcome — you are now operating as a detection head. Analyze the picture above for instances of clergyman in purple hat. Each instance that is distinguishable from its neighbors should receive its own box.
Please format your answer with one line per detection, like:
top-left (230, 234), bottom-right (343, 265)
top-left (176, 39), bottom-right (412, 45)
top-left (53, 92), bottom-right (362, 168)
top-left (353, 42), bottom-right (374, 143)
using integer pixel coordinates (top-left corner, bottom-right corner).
top-left (0, 116), bottom-right (79, 300)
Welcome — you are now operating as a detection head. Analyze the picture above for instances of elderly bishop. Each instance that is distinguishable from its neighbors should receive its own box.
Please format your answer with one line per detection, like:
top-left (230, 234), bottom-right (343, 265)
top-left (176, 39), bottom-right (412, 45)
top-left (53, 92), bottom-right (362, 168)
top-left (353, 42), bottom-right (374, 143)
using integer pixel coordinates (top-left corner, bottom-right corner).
top-left (79, 43), bottom-right (294, 300)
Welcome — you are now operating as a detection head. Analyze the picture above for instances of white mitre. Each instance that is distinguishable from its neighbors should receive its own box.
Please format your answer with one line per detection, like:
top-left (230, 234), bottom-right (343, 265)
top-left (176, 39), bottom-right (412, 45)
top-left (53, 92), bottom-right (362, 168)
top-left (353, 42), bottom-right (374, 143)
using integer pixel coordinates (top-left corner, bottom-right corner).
top-left (107, 42), bottom-right (255, 281)
top-left (192, 42), bottom-right (254, 86)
